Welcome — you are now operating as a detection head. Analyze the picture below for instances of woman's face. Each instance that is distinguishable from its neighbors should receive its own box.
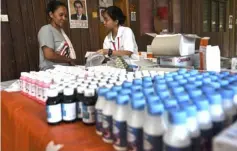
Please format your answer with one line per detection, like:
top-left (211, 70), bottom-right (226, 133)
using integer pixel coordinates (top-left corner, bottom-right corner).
top-left (75, 3), bottom-right (83, 15)
top-left (50, 6), bottom-right (68, 27)
top-left (103, 12), bottom-right (117, 31)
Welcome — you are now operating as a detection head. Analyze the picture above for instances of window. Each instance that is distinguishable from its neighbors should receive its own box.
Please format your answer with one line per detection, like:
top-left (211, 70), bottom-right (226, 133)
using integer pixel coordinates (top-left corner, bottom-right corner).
top-left (203, 0), bottom-right (227, 32)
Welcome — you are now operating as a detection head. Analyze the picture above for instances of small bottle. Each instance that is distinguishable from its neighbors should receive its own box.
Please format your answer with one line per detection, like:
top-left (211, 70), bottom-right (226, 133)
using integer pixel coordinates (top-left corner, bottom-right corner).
top-left (46, 89), bottom-right (62, 125)
top-left (62, 87), bottom-right (77, 122)
top-left (112, 86), bottom-right (123, 93)
top-left (113, 95), bottom-right (130, 151)
top-left (131, 85), bottom-right (143, 93)
top-left (188, 89), bottom-right (203, 100)
top-left (82, 88), bottom-right (97, 125)
top-left (143, 87), bottom-right (155, 99)
top-left (30, 74), bottom-right (37, 100)
top-left (102, 91), bottom-right (118, 143)
top-left (76, 86), bottom-right (84, 121)
top-left (127, 98), bottom-right (145, 151)
top-left (42, 78), bottom-right (52, 103)
top-left (206, 92), bottom-right (225, 136)
top-left (183, 105), bottom-right (201, 151)
top-left (227, 85), bottom-right (237, 121)
top-left (143, 103), bottom-right (166, 151)
top-left (122, 81), bottom-right (133, 89)
top-left (133, 79), bottom-right (143, 86)
top-left (163, 110), bottom-right (191, 151)
top-left (194, 96), bottom-right (213, 151)
top-left (95, 87), bottom-right (110, 135)
top-left (220, 89), bottom-right (237, 125)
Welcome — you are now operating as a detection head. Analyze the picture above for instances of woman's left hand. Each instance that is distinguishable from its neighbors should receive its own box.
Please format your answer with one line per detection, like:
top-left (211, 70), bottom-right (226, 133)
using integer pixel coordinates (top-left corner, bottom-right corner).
top-left (97, 49), bottom-right (108, 55)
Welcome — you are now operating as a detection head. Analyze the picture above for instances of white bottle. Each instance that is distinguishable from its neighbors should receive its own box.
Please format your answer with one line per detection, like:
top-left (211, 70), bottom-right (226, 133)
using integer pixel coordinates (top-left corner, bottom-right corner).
top-left (206, 92), bottom-right (226, 136)
top-left (227, 85), bottom-right (237, 122)
top-left (102, 91), bottom-right (118, 143)
top-left (163, 110), bottom-right (191, 151)
top-left (220, 89), bottom-right (237, 125)
top-left (127, 98), bottom-right (145, 151)
top-left (143, 103), bottom-right (166, 151)
top-left (183, 105), bottom-right (201, 151)
top-left (95, 87), bottom-right (110, 135)
top-left (194, 96), bottom-right (213, 151)
top-left (113, 95), bottom-right (130, 151)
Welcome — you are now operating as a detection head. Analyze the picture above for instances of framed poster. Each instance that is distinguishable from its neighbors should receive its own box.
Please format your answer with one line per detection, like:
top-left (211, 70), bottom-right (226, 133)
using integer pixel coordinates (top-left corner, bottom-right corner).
top-left (99, 0), bottom-right (113, 7)
top-left (68, 0), bottom-right (88, 28)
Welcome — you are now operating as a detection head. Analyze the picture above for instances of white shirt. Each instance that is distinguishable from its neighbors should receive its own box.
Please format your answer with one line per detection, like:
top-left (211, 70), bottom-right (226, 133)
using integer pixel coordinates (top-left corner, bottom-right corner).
top-left (103, 26), bottom-right (138, 55)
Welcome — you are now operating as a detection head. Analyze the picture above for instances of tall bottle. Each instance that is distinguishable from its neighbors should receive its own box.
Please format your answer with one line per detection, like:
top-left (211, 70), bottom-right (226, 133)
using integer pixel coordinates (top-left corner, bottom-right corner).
top-left (163, 110), bottom-right (192, 151)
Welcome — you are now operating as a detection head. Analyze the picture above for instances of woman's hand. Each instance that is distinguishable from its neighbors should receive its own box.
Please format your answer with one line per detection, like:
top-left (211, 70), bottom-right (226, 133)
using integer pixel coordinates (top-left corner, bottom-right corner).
top-left (97, 49), bottom-right (108, 55)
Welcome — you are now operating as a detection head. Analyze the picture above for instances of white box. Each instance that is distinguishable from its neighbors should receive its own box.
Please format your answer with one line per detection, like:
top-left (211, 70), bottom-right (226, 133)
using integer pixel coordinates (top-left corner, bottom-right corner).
top-left (146, 33), bottom-right (200, 56)
top-left (159, 55), bottom-right (193, 67)
top-left (213, 121), bottom-right (237, 151)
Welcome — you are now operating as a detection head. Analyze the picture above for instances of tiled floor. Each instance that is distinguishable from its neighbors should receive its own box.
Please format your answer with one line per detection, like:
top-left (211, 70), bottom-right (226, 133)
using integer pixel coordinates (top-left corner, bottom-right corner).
top-left (1, 79), bottom-right (18, 90)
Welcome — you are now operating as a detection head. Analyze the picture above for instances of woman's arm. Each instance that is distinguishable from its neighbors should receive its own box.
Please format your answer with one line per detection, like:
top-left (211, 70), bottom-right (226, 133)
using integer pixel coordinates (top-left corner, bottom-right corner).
top-left (97, 49), bottom-right (132, 57)
top-left (42, 46), bottom-right (76, 64)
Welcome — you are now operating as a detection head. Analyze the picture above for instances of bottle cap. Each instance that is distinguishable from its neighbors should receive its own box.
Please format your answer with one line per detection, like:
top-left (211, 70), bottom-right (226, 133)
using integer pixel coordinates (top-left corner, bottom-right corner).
top-left (219, 80), bottom-right (229, 87)
top-left (178, 68), bottom-right (187, 74)
top-left (47, 89), bottom-right (58, 97)
top-left (122, 81), bottom-right (133, 88)
top-left (188, 77), bottom-right (196, 83)
top-left (158, 90), bottom-right (170, 100)
top-left (105, 91), bottom-right (118, 101)
top-left (142, 82), bottom-right (153, 88)
top-left (119, 89), bottom-right (132, 96)
top-left (131, 85), bottom-right (143, 92)
top-left (154, 84), bottom-right (167, 91)
top-left (184, 105), bottom-right (197, 117)
top-left (116, 95), bottom-right (129, 105)
top-left (194, 96), bottom-right (209, 111)
top-left (167, 81), bottom-right (179, 89)
top-left (147, 95), bottom-right (160, 104)
top-left (169, 110), bottom-right (187, 125)
top-left (184, 84), bottom-right (196, 91)
top-left (172, 86), bottom-right (185, 95)
top-left (63, 87), bottom-right (74, 96)
top-left (143, 88), bottom-right (155, 97)
top-left (174, 75), bottom-right (184, 80)
top-left (164, 98), bottom-right (178, 109)
top-left (203, 78), bottom-right (211, 84)
top-left (84, 88), bottom-right (95, 97)
top-left (220, 89), bottom-right (234, 100)
top-left (133, 79), bottom-right (143, 85)
top-left (142, 76), bottom-right (152, 83)
top-left (98, 87), bottom-right (109, 96)
top-left (112, 86), bottom-right (122, 92)
top-left (148, 103), bottom-right (164, 115)
top-left (189, 89), bottom-right (202, 99)
top-left (131, 92), bottom-right (144, 101)
top-left (131, 98), bottom-right (145, 110)
top-left (207, 92), bottom-right (222, 104)
top-left (176, 93), bottom-right (190, 103)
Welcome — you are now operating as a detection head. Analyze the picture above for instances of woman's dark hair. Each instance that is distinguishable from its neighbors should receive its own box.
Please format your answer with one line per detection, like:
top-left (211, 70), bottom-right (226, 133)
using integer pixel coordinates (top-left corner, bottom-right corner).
top-left (46, 0), bottom-right (67, 15)
top-left (74, 0), bottom-right (83, 8)
top-left (104, 6), bottom-right (126, 25)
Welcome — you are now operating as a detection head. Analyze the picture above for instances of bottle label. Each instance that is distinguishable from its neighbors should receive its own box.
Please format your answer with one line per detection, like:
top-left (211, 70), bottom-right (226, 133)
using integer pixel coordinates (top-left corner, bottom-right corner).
top-left (127, 126), bottom-right (143, 151)
top-left (113, 120), bottom-right (127, 147)
top-left (200, 129), bottom-right (213, 151)
top-left (95, 109), bottom-right (103, 132)
top-left (26, 82), bottom-right (29, 94)
top-left (213, 121), bottom-right (225, 136)
top-left (42, 88), bottom-right (49, 102)
top-left (102, 115), bottom-right (113, 141)
top-left (22, 81), bottom-right (26, 93)
top-left (62, 102), bottom-right (76, 121)
top-left (143, 133), bottom-right (163, 151)
top-left (47, 104), bottom-right (62, 123)
top-left (31, 84), bottom-right (36, 97)
top-left (191, 136), bottom-right (201, 151)
top-left (164, 145), bottom-right (191, 151)
top-left (82, 105), bottom-right (95, 124)
top-left (38, 87), bottom-right (43, 100)
top-left (77, 102), bottom-right (83, 119)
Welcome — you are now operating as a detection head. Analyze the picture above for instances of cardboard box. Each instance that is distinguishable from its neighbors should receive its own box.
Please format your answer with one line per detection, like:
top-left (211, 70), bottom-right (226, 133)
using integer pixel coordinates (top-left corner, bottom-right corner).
top-left (146, 33), bottom-right (200, 57)
top-left (213, 121), bottom-right (237, 151)
top-left (159, 55), bottom-right (193, 67)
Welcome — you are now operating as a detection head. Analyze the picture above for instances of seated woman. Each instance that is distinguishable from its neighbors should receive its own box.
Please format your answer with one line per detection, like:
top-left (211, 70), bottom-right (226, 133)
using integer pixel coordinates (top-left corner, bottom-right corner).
top-left (97, 6), bottom-right (139, 59)
top-left (38, 1), bottom-right (77, 70)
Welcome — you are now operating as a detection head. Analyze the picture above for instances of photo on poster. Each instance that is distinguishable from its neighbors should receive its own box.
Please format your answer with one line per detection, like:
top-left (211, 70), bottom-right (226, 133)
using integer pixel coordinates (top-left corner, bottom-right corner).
top-left (68, 0), bottom-right (88, 28)
top-left (99, 7), bottom-right (106, 22)
top-left (99, 0), bottom-right (113, 7)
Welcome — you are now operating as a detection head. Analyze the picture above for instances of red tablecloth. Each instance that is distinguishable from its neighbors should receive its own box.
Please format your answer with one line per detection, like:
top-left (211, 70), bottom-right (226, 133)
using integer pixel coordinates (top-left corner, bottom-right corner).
top-left (1, 91), bottom-right (114, 151)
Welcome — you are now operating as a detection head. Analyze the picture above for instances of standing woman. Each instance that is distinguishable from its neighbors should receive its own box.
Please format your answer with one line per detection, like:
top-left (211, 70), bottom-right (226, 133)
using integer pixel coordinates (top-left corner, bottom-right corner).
top-left (97, 6), bottom-right (139, 60)
top-left (38, 1), bottom-right (77, 70)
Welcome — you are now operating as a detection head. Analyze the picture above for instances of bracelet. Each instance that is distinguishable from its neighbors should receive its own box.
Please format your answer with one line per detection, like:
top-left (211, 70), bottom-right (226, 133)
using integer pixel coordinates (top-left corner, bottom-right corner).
top-left (108, 49), bottom-right (113, 57)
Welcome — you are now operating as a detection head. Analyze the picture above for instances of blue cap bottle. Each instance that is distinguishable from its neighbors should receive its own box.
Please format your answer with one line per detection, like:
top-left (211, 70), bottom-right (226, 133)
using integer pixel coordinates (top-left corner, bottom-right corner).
top-left (218, 79), bottom-right (229, 87)
top-left (188, 77), bottom-right (196, 83)
top-left (112, 86), bottom-right (122, 92)
top-left (183, 73), bottom-right (191, 78)
top-left (143, 87), bottom-right (155, 98)
top-left (158, 90), bottom-right (170, 100)
top-left (133, 79), bottom-right (143, 86)
top-left (131, 85), bottom-right (143, 92)
top-left (163, 98), bottom-right (178, 110)
top-left (189, 89), bottom-right (202, 99)
top-left (143, 76), bottom-right (152, 83)
top-left (142, 82), bottom-right (153, 88)
top-left (163, 110), bottom-right (191, 151)
top-left (119, 89), bottom-right (132, 96)
top-left (172, 86), bottom-right (185, 95)
top-left (202, 78), bottom-right (211, 84)
top-left (184, 84), bottom-right (197, 91)
top-left (122, 82), bottom-right (133, 89)
top-left (178, 79), bottom-right (188, 85)
top-left (178, 68), bottom-right (187, 74)
top-left (174, 75), bottom-right (184, 81)
top-left (202, 84), bottom-right (216, 94)
top-left (167, 81), bottom-right (179, 89)
top-left (176, 92), bottom-right (190, 103)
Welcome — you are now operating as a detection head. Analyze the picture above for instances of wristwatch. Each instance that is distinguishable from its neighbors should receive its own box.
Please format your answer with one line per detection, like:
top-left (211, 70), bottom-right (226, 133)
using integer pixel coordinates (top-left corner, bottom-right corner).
top-left (108, 49), bottom-right (113, 57)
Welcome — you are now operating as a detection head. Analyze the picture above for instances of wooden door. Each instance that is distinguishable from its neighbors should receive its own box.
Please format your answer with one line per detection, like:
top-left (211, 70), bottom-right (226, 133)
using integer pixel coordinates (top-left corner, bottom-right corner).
top-left (99, 0), bottom-right (130, 48)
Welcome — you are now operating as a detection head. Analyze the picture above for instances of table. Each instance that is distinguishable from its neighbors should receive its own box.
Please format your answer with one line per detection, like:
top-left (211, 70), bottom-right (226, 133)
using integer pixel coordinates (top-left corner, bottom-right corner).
top-left (1, 91), bottom-right (114, 151)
